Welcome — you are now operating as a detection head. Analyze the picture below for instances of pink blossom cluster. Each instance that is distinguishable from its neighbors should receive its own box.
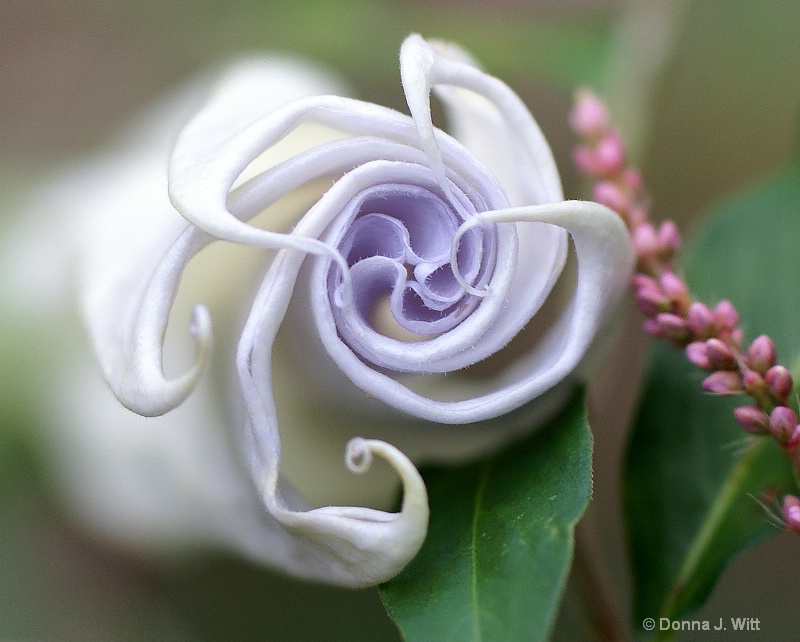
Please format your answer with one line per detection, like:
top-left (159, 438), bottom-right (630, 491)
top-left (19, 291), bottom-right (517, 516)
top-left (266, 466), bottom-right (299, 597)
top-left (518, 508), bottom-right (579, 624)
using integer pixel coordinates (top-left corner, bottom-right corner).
top-left (570, 89), bottom-right (800, 535)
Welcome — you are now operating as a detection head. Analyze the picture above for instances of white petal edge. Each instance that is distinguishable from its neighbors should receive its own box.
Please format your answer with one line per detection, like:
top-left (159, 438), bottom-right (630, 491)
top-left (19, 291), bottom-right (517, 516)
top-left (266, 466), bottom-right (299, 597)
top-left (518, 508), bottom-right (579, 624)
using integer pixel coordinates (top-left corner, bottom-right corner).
top-left (399, 33), bottom-right (563, 206)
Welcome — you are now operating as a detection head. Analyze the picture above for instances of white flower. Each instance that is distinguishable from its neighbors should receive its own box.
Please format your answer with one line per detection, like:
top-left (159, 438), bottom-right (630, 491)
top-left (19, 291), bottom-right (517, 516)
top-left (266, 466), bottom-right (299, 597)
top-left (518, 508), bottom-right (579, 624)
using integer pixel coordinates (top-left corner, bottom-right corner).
top-left (6, 35), bottom-right (633, 587)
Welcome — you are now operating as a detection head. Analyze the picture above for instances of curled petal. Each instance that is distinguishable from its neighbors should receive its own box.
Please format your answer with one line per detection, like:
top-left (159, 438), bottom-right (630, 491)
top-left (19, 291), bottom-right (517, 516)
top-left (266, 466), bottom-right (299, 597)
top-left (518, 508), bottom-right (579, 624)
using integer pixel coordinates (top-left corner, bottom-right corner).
top-left (266, 438), bottom-right (429, 586)
top-left (84, 58), bottom-right (348, 417)
top-left (400, 34), bottom-right (563, 206)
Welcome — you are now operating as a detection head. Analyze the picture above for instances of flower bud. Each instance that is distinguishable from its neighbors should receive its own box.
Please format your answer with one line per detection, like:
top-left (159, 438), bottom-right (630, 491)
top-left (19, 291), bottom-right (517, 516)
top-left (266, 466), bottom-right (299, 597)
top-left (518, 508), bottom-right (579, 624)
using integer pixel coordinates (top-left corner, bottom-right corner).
top-left (765, 365), bottom-right (793, 405)
top-left (742, 369), bottom-right (765, 394)
top-left (705, 338), bottom-right (737, 371)
top-left (713, 300), bottom-right (739, 332)
top-left (657, 220), bottom-right (681, 255)
top-left (593, 131), bottom-right (626, 176)
top-left (733, 406), bottom-right (769, 434)
top-left (782, 495), bottom-right (800, 535)
top-left (787, 424), bottom-right (800, 452)
top-left (768, 406), bottom-right (798, 444)
top-left (570, 90), bottom-right (609, 139)
top-left (702, 370), bottom-right (742, 394)
top-left (655, 313), bottom-right (689, 343)
top-left (687, 302), bottom-right (714, 338)
top-left (573, 146), bottom-right (599, 177)
top-left (628, 208), bottom-right (647, 229)
top-left (747, 335), bottom-right (777, 373)
top-left (593, 181), bottom-right (630, 214)
top-left (659, 271), bottom-right (689, 311)
top-left (685, 341), bottom-right (712, 370)
top-left (621, 169), bottom-right (643, 195)
top-left (632, 224), bottom-right (663, 263)
top-left (642, 318), bottom-right (664, 338)
top-left (634, 287), bottom-right (668, 316)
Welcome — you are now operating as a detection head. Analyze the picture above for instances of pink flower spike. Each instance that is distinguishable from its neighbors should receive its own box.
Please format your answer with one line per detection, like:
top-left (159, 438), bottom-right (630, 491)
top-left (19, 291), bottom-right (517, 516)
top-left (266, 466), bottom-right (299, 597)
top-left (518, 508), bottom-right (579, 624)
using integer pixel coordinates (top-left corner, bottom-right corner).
top-left (733, 406), bottom-right (769, 434)
top-left (782, 495), bottom-right (800, 535)
top-left (685, 341), bottom-right (712, 370)
top-left (702, 370), bottom-right (743, 395)
top-left (705, 338), bottom-right (737, 371)
top-left (765, 365), bottom-right (793, 405)
top-left (747, 335), bottom-right (777, 373)
top-left (687, 302), bottom-right (714, 337)
top-left (570, 89), bottom-right (609, 139)
top-left (768, 406), bottom-right (798, 444)
top-left (713, 300), bottom-right (739, 332)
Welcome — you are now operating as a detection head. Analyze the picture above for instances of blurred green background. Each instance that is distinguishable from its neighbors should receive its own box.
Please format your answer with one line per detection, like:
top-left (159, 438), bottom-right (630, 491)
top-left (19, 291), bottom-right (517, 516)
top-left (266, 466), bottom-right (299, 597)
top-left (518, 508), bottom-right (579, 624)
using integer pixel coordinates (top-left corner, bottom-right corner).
top-left (2, 0), bottom-right (800, 639)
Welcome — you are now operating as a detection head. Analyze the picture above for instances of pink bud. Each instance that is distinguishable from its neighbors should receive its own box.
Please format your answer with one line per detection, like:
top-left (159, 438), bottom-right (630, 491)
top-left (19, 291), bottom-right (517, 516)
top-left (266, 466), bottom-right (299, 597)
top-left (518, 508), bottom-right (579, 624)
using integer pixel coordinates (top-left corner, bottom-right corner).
top-left (747, 335), bottom-right (777, 373)
top-left (768, 406), bottom-right (798, 444)
top-left (659, 272), bottom-right (689, 301)
top-left (787, 424), bottom-right (800, 451)
top-left (632, 274), bottom-right (658, 291)
top-left (593, 181), bottom-right (630, 214)
top-left (702, 370), bottom-right (742, 394)
top-left (570, 90), bottom-right (609, 139)
top-left (705, 338), bottom-right (737, 371)
top-left (593, 131), bottom-right (626, 176)
top-left (686, 341), bottom-right (712, 370)
top-left (634, 287), bottom-right (668, 316)
top-left (657, 220), bottom-right (681, 255)
top-left (733, 406), bottom-right (769, 434)
top-left (631, 223), bottom-right (660, 256)
top-left (782, 495), bottom-right (800, 535)
top-left (573, 146), bottom-right (599, 177)
top-left (622, 169), bottom-right (643, 194)
top-left (742, 369), bottom-right (765, 395)
top-left (628, 208), bottom-right (647, 229)
top-left (656, 313), bottom-right (689, 343)
top-left (687, 302), bottom-right (714, 337)
top-left (765, 365), bottom-right (793, 405)
top-left (713, 300), bottom-right (739, 332)
top-left (642, 318), bottom-right (663, 338)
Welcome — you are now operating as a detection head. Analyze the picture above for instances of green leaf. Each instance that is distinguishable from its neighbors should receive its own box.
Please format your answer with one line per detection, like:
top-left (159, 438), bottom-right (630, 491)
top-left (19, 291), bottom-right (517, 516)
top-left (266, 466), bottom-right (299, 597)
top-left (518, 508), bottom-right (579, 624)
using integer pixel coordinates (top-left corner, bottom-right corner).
top-left (380, 389), bottom-right (592, 642)
top-left (625, 162), bottom-right (800, 630)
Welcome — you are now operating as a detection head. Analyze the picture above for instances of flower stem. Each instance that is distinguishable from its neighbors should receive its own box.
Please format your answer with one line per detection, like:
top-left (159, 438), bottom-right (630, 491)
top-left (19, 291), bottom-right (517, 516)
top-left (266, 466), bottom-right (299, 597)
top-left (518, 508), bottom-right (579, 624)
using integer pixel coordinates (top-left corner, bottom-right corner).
top-left (573, 521), bottom-right (630, 641)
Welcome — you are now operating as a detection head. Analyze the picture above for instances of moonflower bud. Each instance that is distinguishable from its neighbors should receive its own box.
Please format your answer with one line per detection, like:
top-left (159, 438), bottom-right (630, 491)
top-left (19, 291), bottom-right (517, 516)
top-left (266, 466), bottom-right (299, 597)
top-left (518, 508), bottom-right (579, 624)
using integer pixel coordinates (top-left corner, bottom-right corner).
top-left (3, 34), bottom-right (634, 588)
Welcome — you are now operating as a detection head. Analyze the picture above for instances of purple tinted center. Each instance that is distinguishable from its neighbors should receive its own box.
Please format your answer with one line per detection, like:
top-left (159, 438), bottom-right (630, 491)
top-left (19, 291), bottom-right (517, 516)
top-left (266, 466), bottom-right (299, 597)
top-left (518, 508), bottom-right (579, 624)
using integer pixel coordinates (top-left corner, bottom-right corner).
top-left (335, 184), bottom-right (494, 337)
